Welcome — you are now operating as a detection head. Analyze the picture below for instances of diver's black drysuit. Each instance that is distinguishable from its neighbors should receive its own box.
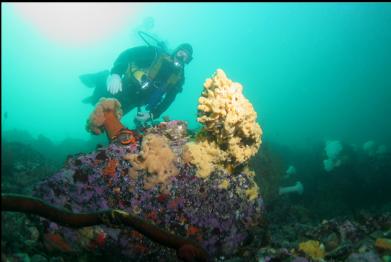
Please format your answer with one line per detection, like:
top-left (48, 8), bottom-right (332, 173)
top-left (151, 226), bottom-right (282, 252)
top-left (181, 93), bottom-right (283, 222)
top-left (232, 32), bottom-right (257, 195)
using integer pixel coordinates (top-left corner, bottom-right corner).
top-left (80, 45), bottom-right (185, 119)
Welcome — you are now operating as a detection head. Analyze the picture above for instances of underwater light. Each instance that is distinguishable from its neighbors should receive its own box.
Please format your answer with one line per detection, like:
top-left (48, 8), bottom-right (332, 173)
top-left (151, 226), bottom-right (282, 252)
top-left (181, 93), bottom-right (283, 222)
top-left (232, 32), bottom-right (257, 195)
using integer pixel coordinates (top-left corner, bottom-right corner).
top-left (12, 3), bottom-right (144, 46)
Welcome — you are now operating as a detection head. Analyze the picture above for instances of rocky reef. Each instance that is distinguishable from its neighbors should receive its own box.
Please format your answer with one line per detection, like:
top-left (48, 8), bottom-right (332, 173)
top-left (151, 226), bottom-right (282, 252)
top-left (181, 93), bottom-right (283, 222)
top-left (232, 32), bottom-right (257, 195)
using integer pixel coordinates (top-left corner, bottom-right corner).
top-left (2, 70), bottom-right (391, 262)
top-left (28, 69), bottom-right (264, 260)
top-left (1, 141), bottom-right (56, 195)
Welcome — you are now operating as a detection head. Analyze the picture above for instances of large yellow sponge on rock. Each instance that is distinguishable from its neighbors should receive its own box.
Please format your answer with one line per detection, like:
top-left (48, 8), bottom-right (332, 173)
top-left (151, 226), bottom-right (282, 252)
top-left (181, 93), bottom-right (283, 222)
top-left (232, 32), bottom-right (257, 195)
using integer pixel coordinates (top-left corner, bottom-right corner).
top-left (196, 69), bottom-right (263, 167)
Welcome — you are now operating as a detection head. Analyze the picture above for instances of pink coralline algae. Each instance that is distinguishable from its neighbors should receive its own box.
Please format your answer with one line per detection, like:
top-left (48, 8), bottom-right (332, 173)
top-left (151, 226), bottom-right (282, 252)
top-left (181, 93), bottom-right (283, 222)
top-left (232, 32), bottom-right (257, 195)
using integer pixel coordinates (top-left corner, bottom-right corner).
top-left (33, 120), bottom-right (264, 260)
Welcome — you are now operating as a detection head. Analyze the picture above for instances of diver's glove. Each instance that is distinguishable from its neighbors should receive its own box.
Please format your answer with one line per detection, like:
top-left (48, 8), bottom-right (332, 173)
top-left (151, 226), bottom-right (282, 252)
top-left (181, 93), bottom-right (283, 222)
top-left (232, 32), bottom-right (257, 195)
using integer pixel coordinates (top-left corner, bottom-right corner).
top-left (135, 111), bottom-right (153, 122)
top-left (106, 74), bottom-right (122, 95)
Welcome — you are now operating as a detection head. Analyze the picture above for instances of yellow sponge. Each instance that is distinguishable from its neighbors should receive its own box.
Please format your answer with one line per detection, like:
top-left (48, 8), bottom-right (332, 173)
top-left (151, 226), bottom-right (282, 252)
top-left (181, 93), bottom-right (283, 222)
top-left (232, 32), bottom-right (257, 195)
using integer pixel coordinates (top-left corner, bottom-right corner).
top-left (298, 240), bottom-right (325, 260)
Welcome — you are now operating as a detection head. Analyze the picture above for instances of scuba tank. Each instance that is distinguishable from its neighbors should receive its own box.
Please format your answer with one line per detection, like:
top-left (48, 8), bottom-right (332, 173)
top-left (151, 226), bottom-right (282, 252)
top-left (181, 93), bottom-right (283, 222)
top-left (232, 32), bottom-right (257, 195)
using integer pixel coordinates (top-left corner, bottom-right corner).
top-left (138, 31), bottom-right (169, 54)
top-left (134, 31), bottom-right (182, 118)
top-left (133, 31), bottom-right (169, 117)
top-left (136, 31), bottom-right (179, 94)
top-left (133, 31), bottom-right (170, 89)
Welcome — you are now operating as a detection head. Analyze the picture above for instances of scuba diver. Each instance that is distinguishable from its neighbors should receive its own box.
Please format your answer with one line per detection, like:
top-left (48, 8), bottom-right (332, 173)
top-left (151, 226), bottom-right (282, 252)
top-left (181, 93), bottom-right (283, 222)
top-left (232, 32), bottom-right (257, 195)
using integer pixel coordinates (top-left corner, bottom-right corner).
top-left (80, 31), bottom-right (193, 129)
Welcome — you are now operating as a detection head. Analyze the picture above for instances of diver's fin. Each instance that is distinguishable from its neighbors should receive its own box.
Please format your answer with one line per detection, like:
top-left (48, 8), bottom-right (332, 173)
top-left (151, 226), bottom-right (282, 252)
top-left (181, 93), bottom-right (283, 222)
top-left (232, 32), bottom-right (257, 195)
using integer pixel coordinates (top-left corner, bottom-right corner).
top-left (82, 96), bottom-right (95, 104)
top-left (79, 70), bottom-right (110, 88)
top-left (79, 73), bottom-right (98, 88)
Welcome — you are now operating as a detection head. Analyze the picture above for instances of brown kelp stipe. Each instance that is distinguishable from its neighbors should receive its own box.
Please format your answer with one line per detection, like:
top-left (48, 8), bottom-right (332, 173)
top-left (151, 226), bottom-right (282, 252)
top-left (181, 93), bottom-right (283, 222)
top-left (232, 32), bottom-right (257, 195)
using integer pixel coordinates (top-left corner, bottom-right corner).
top-left (1, 193), bottom-right (210, 262)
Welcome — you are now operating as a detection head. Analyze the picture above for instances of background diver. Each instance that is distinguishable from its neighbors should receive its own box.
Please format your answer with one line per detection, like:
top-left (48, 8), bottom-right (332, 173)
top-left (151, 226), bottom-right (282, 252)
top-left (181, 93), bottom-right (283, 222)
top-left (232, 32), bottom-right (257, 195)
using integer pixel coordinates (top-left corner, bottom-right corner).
top-left (80, 37), bottom-right (193, 129)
